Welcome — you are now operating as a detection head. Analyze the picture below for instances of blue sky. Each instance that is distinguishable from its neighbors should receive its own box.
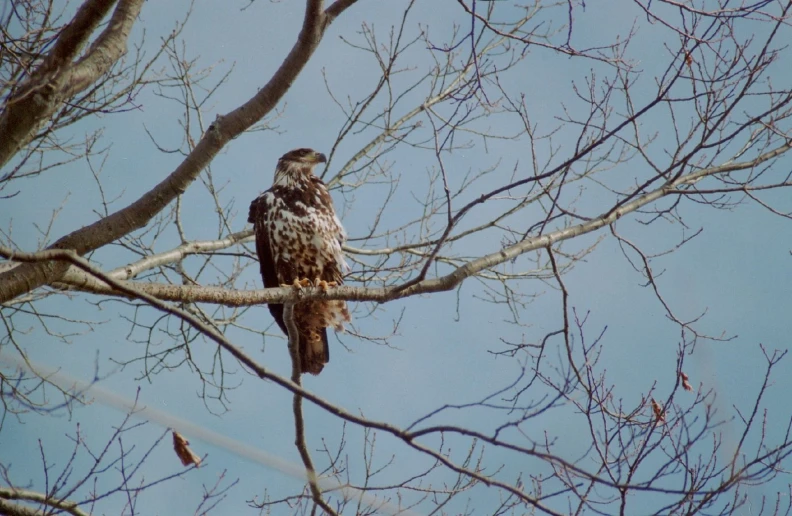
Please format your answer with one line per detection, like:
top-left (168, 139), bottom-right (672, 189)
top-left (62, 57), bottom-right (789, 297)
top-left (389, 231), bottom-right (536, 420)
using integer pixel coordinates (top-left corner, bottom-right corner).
top-left (3, 0), bottom-right (792, 514)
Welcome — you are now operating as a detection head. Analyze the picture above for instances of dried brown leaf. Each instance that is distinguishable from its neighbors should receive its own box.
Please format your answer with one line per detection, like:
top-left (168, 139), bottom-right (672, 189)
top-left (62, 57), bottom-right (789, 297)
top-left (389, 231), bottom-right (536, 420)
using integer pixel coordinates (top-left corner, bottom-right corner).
top-left (173, 430), bottom-right (202, 467)
top-left (680, 371), bottom-right (693, 392)
top-left (651, 398), bottom-right (665, 423)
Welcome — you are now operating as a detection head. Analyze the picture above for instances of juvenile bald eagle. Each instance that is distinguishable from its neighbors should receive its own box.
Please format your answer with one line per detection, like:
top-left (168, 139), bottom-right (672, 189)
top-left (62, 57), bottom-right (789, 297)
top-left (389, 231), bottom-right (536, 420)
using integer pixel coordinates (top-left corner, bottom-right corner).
top-left (248, 148), bottom-right (350, 375)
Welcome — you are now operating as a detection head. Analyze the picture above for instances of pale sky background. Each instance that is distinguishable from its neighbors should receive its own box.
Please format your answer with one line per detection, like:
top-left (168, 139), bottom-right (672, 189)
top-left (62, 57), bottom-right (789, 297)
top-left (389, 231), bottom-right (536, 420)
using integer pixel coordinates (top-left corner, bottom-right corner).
top-left (2, 0), bottom-right (792, 514)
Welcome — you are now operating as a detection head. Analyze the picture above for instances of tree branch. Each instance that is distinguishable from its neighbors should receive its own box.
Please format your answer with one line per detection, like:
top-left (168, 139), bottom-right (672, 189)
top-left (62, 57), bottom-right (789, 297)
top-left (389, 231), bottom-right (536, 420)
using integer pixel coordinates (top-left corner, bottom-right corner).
top-left (0, 499), bottom-right (38, 516)
top-left (66, 0), bottom-right (144, 96)
top-left (0, 487), bottom-right (89, 516)
top-left (324, 0), bottom-right (361, 25)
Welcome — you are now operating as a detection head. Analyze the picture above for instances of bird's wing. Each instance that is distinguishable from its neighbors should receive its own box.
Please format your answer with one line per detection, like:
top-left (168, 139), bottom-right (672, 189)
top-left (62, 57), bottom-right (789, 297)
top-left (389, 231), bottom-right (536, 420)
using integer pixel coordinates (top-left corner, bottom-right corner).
top-left (250, 194), bottom-right (287, 335)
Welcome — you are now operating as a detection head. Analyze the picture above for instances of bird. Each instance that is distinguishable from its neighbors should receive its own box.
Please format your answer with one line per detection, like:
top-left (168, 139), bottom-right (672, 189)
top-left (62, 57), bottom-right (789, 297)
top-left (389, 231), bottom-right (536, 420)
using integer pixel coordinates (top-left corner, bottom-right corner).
top-left (248, 148), bottom-right (350, 375)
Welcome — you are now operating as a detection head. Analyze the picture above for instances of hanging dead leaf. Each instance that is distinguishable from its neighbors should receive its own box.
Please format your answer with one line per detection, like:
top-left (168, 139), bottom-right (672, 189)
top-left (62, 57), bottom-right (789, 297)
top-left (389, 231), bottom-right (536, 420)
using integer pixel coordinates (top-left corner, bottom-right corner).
top-left (173, 430), bottom-right (201, 467)
top-left (651, 398), bottom-right (666, 423)
top-left (680, 371), bottom-right (693, 392)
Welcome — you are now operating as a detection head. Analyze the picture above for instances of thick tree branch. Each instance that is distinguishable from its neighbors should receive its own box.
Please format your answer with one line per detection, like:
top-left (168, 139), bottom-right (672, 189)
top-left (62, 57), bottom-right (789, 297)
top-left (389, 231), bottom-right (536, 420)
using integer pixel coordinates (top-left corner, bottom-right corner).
top-left (66, 0), bottom-right (144, 96)
top-left (0, 499), bottom-right (38, 516)
top-left (0, 488), bottom-right (88, 516)
top-left (324, 0), bottom-right (361, 25)
top-left (42, 0), bottom-right (117, 68)
top-left (0, 0), bottom-right (142, 169)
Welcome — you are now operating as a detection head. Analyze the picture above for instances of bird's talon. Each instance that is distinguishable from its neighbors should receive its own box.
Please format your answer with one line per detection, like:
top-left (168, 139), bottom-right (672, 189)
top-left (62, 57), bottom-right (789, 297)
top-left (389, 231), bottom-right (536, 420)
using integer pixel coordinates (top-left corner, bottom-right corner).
top-left (313, 279), bottom-right (338, 292)
top-left (291, 278), bottom-right (312, 290)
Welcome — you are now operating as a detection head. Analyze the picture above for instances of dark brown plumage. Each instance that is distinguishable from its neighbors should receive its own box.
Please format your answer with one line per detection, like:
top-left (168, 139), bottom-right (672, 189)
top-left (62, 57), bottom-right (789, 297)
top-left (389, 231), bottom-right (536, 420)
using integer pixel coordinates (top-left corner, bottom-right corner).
top-left (248, 148), bottom-right (350, 375)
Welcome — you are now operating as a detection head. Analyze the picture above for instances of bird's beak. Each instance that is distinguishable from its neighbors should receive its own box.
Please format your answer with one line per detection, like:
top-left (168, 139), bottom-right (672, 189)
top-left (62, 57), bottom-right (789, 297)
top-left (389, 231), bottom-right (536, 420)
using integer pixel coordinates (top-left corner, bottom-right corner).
top-left (313, 151), bottom-right (327, 163)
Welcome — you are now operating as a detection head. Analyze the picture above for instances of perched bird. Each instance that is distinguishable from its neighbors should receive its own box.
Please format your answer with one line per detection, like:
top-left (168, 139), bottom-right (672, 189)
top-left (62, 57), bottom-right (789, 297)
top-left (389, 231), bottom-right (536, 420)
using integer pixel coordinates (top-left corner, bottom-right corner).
top-left (248, 148), bottom-right (350, 375)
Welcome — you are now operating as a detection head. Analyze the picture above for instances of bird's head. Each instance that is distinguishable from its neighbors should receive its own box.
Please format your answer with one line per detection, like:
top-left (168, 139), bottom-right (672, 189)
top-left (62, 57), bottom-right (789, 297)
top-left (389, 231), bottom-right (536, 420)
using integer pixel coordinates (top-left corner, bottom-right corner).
top-left (273, 148), bottom-right (327, 186)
